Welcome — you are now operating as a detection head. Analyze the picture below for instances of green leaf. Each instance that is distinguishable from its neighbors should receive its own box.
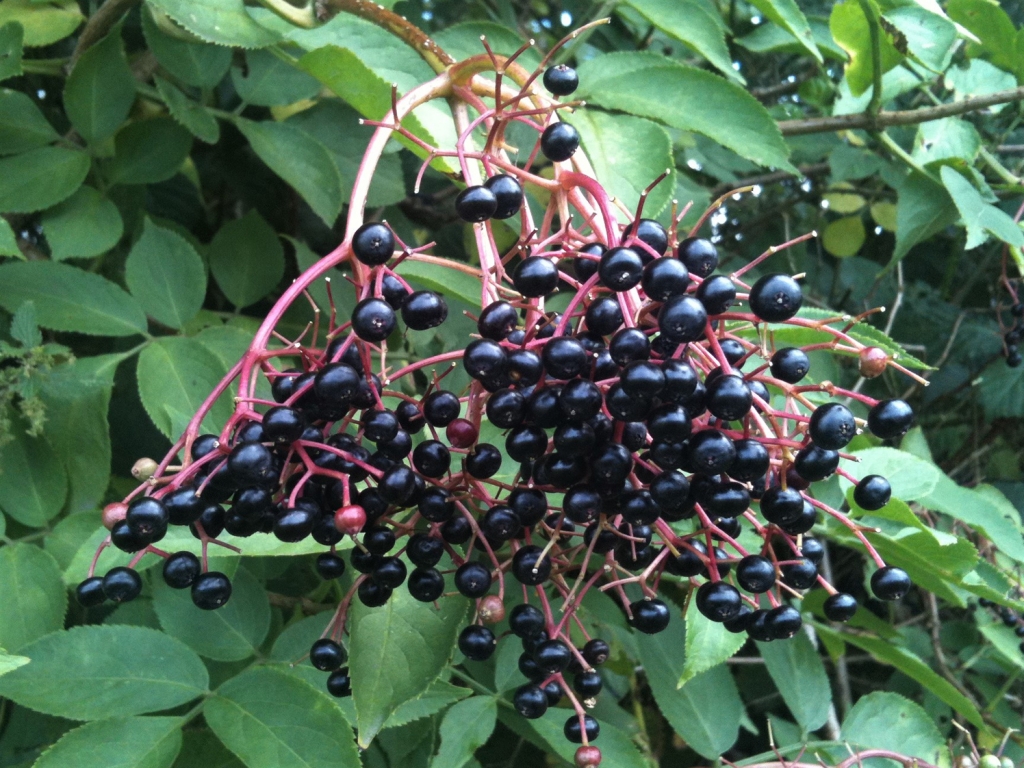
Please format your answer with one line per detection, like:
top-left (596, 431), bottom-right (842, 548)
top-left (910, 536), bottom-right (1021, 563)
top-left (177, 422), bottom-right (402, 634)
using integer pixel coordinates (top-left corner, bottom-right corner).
top-left (285, 100), bottom-right (405, 208)
top-left (576, 52), bottom-right (795, 172)
top-left (822, 215), bottom-right (866, 258)
top-left (948, 0), bottom-right (1019, 77)
top-left (0, 215), bottom-right (18, 257)
top-left (107, 118), bottom-right (193, 185)
top-left (0, 545), bottom-right (67, 652)
top-left (946, 59), bottom-right (1016, 108)
top-left (235, 119), bottom-right (343, 226)
top-left (141, 7), bottom-right (232, 87)
top-left (350, 582), bottom-right (467, 746)
top-left (757, 633), bottom-right (831, 732)
top-left (841, 691), bottom-right (950, 767)
top-left (747, 0), bottom-right (823, 62)
top-left (566, 111), bottom-right (675, 221)
top-left (0, 625), bottom-right (209, 720)
top-left (830, 0), bottom-right (904, 97)
top-left (736, 19), bottom-right (845, 60)
top-left (146, 0), bottom-right (280, 48)
top-left (911, 118), bottom-right (981, 167)
top-left (0, 649), bottom-right (30, 678)
top-left (126, 219), bottom-right (207, 329)
top-left (34, 716), bottom-right (183, 768)
top-left (501, 709), bottom-right (649, 768)
top-left (154, 76), bottom-right (220, 144)
top-left (843, 447), bottom-right (942, 500)
top-left (623, 0), bottom-right (742, 81)
top-left (635, 606), bottom-right (742, 759)
top-left (0, 422), bottom-right (67, 527)
top-left (385, 681), bottom-right (471, 730)
top-left (136, 336), bottom-right (233, 439)
top-left (10, 300), bottom-right (40, 347)
top-left (0, 146), bottom-right (90, 213)
top-left (430, 696), bottom-right (496, 768)
top-left (433, 22), bottom-right (542, 70)
top-left (208, 209), bottom-right (285, 309)
top-left (0, 0), bottom-right (82, 48)
top-left (941, 166), bottom-right (1024, 249)
top-left (231, 49), bottom-right (321, 106)
top-left (41, 186), bottom-right (124, 260)
top-left (153, 566), bottom-right (270, 661)
top-left (0, 22), bottom-right (25, 81)
top-left (919, 478), bottom-right (1024, 564)
top-left (45, 511), bottom-right (103, 570)
top-left (0, 88), bottom-right (58, 155)
top-left (977, 611), bottom-right (1024, 672)
top-left (63, 27), bottom-right (136, 144)
top-left (395, 259), bottom-right (480, 309)
top-left (173, 729), bottom-right (245, 768)
top-left (680, 594), bottom-right (746, 686)
top-left (295, 15), bottom-right (458, 172)
top-left (893, 171), bottom-right (958, 261)
top-left (885, 5), bottom-right (957, 72)
top-left (979, 355), bottom-right (1024, 420)
top-left (816, 624), bottom-right (985, 729)
top-left (205, 667), bottom-right (361, 768)
top-left (0, 261), bottom-right (147, 336)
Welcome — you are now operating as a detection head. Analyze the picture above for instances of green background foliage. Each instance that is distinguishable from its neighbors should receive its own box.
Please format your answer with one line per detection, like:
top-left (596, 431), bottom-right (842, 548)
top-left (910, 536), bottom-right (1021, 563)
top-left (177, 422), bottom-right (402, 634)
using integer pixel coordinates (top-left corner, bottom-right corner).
top-left (1, 0), bottom-right (1024, 766)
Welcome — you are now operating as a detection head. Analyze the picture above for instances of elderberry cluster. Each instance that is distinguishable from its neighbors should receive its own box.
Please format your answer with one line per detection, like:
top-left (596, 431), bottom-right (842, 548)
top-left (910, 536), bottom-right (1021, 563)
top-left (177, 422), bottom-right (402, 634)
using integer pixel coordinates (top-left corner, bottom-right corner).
top-left (74, 54), bottom-right (923, 763)
top-left (1003, 302), bottom-right (1023, 368)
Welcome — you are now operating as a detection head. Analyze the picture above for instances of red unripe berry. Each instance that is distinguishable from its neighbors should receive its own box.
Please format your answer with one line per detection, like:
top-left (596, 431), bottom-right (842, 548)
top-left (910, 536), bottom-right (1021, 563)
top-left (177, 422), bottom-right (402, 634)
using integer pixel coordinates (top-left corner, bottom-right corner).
top-left (446, 418), bottom-right (478, 448)
top-left (858, 346), bottom-right (889, 378)
top-left (334, 505), bottom-right (367, 536)
top-left (479, 595), bottom-right (506, 624)
top-left (575, 746), bottom-right (602, 768)
top-left (102, 502), bottom-right (128, 531)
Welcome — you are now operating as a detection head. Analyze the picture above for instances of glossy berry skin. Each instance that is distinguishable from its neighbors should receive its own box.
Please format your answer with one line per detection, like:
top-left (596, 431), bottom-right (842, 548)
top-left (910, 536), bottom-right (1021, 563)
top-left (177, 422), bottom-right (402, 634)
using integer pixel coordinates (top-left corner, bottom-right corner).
top-left (854, 474), bottom-right (892, 510)
top-left (76, 577), bottom-right (106, 607)
top-left (871, 566), bottom-right (911, 600)
top-left (677, 237), bottom-right (718, 277)
top-left (163, 551), bottom-right (201, 589)
top-left (458, 624), bottom-right (496, 661)
top-left (765, 605), bottom-right (802, 639)
top-left (641, 257), bottom-right (689, 301)
top-left (314, 363), bottom-right (360, 405)
top-left (534, 639), bottom-right (572, 673)
top-left (770, 347), bottom-right (809, 383)
top-left (351, 298), bottom-right (396, 342)
top-left (478, 301), bottom-right (519, 340)
top-left (413, 440), bottom-right (451, 478)
top-left (794, 444), bottom-right (840, 481)
top-left (749, 273), bottom-right (803, 322)
top-left (103, 567), bottom-right (142, 603)
top-left (696, 581), bottom-right (742, 622)
top-left (823, 593), bottom-right (858, 622)
top-left (514, 684), bottom-right (549, 719)
top-left (628, 218), bottom-right (668, 257)
top-left (696, 275), bottom-right (737, 315)
top-left (125, 497), bottom-right (168, 541)
top-left (326, 668), bottom-right (352, 697)
top-left (543, 64), bottom-right (578, 96)
top-left (408, 567), bottom-right (445, 602)
top-left (574, 671), bottom-right (603, 698)
top-left (759, 487), bottom-right (805, 526)
top-left (352, 222), bottom-right (394, 266)
top-left (402, 291), bottom-right (448, 330)
top-left (509, 603), bottom-right (546, 638)
top-left (543, 337), bottom-right (588, 380)
top-left (465, 443), bottom-right (502, 479)
top-left (423, 390), bottom-right (461, 427)
top-left (357, 579), bottom-right (392, 608)
top-left (310, 638), bottom-right (346, 671)
top-left (372, 557), bottom-right (408, 589)
top-left (599, 247), bottom-right (644, 292)
top-left (809, 402), bottom-right (857, 450)
top-left (513, 256), bottom-right (559, 297)
top-left (781, 558), bottom-right (818, 590)
top-left (564, 715), bottom-right (600, 744)
top-left (705, 374), bottom-right (752, 421)
top-left (454, 562), bottom-right (492, 598)
top-left (688, 430), bottom-right (736, 475)
top-left (630, 598), bottom-right (671, 634)
top-left (512, 546), bottom-right (552, 585)
top-left (730, 438), bottom-right (769, 481)
top-left (867, 399), bottom-right (914, 440)
top-left (585, 297), bottom-right (623, 336)
top-left (315, 553), bottom-right (346, 580)
top-left (736, 555), bottom-right (776, 593)
top-left (540, 122), bottom-right (580, 162)
top-left (192, 571), bottom-right (232, 610)
top-left (659, 295), bottom-right (708, 343)
top-left (484, 174), bottom-right (524, 219)
top-left (455, 185), bottom-right (498, 222)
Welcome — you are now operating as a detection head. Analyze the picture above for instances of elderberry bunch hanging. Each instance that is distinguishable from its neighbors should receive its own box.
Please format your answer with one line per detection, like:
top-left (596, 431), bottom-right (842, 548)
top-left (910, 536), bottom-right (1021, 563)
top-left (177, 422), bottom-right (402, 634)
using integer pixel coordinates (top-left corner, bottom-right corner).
top-left (74, 35), bottom-right (934, 766)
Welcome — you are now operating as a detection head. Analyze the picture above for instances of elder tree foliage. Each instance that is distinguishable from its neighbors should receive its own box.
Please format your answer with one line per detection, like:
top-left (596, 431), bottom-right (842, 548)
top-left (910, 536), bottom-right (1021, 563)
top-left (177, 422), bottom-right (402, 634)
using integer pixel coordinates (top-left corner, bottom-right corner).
top-left (1, 1), bottom-right (1024, 767)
